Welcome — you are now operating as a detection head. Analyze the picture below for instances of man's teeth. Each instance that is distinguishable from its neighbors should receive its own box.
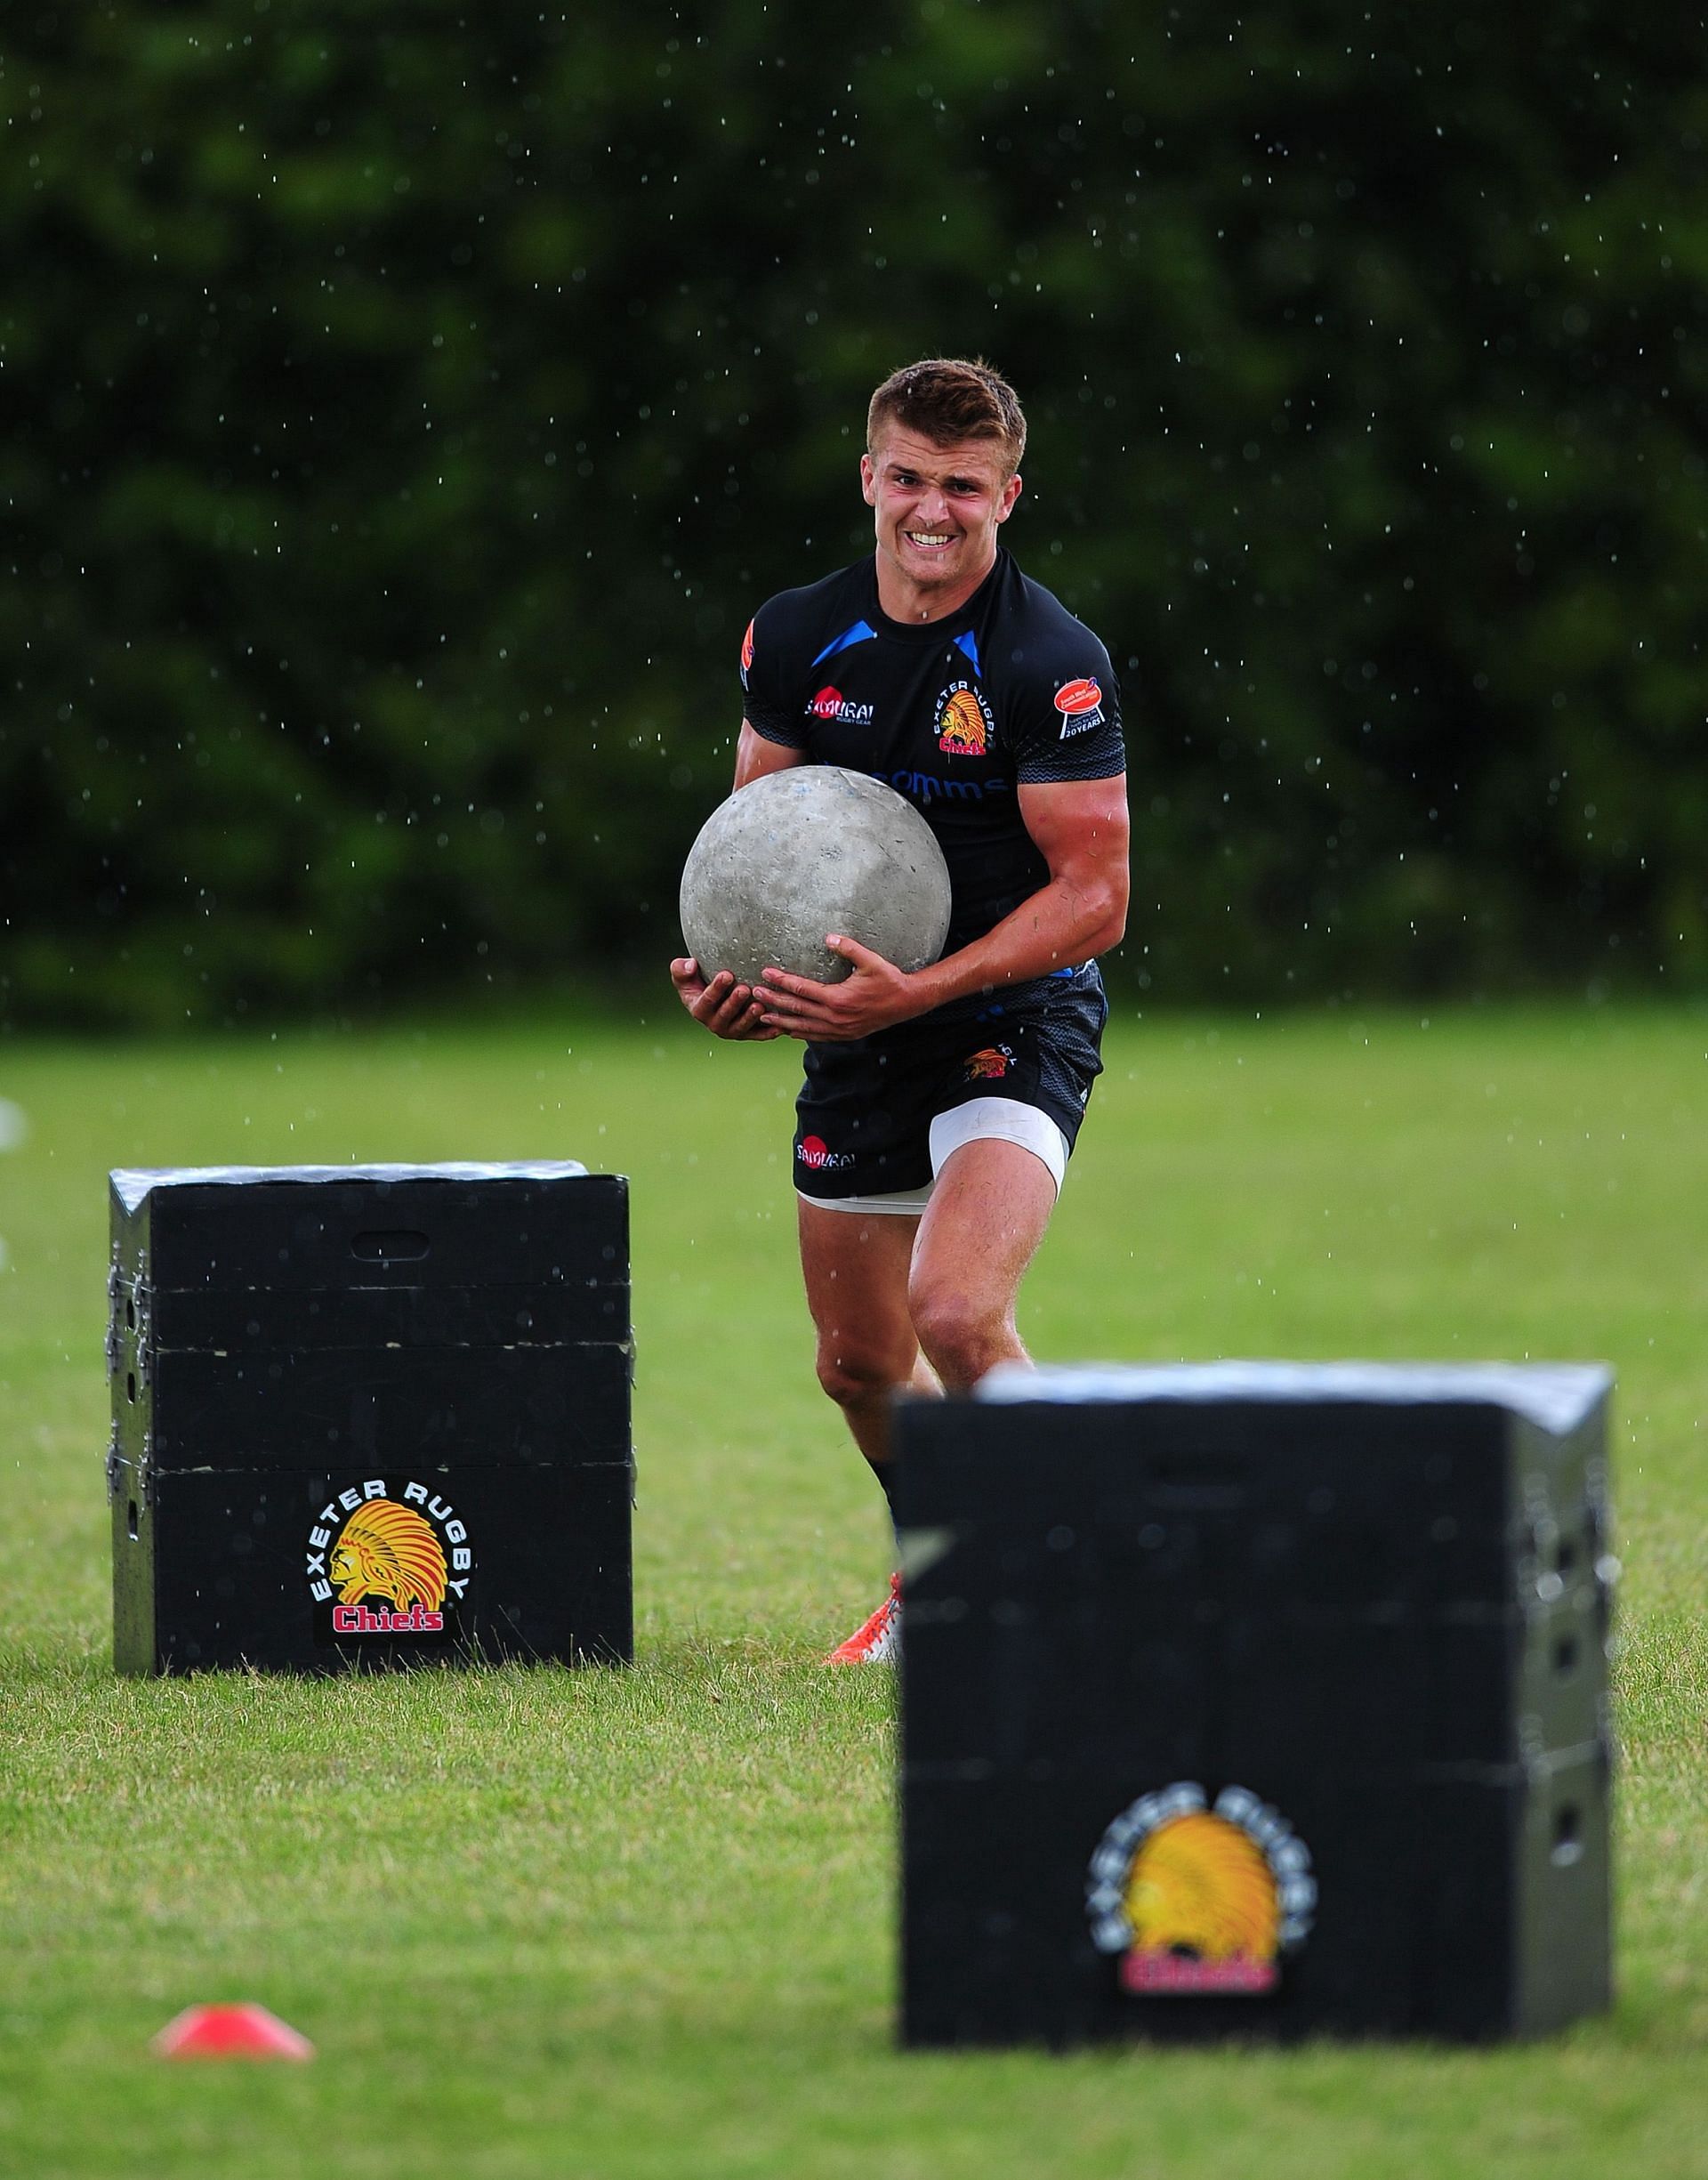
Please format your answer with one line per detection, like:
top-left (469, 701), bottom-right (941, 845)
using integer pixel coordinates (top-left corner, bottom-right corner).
top-left (908, 533), bottom-right (952, 545)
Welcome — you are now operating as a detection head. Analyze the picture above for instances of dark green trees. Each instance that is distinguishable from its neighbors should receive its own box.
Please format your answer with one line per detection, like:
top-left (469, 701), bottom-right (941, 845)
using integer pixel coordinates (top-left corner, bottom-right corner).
top-left (4, 4), bottom-right (1702, 1023)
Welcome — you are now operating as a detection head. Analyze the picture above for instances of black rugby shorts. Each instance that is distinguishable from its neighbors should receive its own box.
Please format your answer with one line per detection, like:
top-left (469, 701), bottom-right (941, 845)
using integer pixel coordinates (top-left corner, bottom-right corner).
top-left (792, 973), bottom-right (1108, 1200)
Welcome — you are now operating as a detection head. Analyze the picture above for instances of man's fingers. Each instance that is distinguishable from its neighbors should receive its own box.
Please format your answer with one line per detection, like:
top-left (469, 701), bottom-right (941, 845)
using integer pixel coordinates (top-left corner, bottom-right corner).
top-left (825, 933), bottom-right (886, 970)
top-left (689, 973), bottom-right (742, 1027)
top-left (699, 977), bottom-right (792, 1041)
top-left (729, 1002), bottom-right (782, 1039)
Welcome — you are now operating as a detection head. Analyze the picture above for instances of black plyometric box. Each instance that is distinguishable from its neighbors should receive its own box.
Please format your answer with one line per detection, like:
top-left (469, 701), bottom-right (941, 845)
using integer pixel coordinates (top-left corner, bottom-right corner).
top-left (107, 1161), bottom-right (633, 1675)
top-left (896, 1362), bottom-right (1615, 2047)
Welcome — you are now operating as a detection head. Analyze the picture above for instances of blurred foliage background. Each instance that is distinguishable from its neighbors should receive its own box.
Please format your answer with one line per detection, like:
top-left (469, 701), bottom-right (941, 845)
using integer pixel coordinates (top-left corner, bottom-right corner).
top-left (1, 0), bottom-right (1704, 1027)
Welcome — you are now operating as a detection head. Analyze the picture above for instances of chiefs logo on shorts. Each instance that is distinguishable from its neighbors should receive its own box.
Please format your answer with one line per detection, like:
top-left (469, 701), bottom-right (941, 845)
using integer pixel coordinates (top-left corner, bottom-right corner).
top-left (1054, 677), bottom-right (1105, 738)
top-left (963, 1045), bottom-right (1014, 1081)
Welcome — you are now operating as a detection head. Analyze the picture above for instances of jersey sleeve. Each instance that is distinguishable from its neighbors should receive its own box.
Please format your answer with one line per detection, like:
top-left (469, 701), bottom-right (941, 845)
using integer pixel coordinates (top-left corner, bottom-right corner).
top-left (738, 596), bottom-right (804, 748)
top-left (1006, 630), bottom-right (1127, 784)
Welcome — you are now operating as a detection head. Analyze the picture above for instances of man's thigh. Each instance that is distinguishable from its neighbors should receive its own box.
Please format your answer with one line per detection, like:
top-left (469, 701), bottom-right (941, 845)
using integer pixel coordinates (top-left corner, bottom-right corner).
top-left (796, 1196), bottom-right (921, 1369)
top-left (911, 1134), bottom-right (1060, 1324)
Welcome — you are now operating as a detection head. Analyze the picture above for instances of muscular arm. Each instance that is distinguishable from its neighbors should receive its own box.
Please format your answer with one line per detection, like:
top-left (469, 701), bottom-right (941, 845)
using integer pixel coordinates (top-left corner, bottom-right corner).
top-left (733, 721), bottom-right (805, 790)
top-left (757, 773), bottom-right (1130, 1041)
top-left (910, 774), bottom-right (1129, 1008)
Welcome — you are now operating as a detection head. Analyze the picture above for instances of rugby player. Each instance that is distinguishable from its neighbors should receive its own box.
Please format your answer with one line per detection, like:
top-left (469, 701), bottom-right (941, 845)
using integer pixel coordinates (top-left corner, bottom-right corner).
top-left (670, 358), bottom-right (1130, 1660)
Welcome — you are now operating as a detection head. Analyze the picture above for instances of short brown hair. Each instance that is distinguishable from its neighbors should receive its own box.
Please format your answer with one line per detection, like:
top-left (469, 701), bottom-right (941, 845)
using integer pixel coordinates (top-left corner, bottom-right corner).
top-left (866, 357), bottom-right (1027, 474)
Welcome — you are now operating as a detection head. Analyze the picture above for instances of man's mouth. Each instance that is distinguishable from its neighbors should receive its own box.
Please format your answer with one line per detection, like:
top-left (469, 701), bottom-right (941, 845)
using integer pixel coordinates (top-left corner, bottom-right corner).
top-left (905, 531), bottom-right (955, 552)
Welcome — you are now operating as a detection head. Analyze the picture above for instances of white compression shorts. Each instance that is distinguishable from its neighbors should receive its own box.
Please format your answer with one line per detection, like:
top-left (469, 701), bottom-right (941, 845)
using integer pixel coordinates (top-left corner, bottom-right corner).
top-left (795, 1095), bottom-right (1070, 1216)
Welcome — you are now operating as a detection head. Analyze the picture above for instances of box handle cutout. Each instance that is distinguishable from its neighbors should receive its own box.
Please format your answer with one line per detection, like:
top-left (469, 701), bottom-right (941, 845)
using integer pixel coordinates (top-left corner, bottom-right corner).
top-left (351, 1230), bottom-right (431, 1262)
top-left (1551, 1804), bottom-right (1583, 1868)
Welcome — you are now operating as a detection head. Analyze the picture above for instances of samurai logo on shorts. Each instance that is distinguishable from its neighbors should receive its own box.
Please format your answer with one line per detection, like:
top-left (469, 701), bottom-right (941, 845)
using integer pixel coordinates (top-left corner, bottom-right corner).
top-left (1085, 1782), bottom-right (1317, 1996)
top-left (797, 1134), bottom-right (856, 1173)
top-left (935, 680), bottom-right (994, 756)
top-left (963, 1044), bottom-right (1014, 1081)
top-left (1053, 676), bottom-right (1105, 738)
top-left (305, 1479), bottom-right (475, 1639)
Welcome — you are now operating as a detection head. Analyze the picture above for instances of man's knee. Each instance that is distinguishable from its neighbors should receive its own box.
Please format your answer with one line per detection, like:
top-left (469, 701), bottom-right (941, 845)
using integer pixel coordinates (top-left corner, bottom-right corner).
top-left (815, 1336), bottom-right (913, 1411)
top-left (907, 1271), bottom-right (1011, 1389)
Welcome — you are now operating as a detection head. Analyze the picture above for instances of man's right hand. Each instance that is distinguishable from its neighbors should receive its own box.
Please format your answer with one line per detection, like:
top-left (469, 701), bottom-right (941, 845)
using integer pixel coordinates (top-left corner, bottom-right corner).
top-left (669, 958), bottom-right (781, 1040)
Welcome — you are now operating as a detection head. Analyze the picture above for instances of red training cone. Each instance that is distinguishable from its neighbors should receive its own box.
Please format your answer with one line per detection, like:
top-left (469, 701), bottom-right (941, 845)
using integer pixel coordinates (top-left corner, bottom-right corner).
top-left (152, 2003), bottom-right (314, 2061)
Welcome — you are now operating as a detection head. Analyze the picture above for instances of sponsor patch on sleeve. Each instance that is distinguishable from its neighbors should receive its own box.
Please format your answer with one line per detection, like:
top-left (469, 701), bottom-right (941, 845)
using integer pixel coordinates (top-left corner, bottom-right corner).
top-left (1053, 676), bottom-right (1106, 738)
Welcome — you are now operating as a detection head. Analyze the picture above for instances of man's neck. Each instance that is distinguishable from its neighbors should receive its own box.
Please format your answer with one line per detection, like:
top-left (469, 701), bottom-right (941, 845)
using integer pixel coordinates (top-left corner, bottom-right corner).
top-left (873, 547), bottom-right (998, 625)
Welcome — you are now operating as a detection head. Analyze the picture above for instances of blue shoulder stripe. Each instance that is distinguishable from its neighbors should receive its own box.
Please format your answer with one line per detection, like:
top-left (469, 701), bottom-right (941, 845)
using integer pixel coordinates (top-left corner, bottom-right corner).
top-left (953, 629), bottom-right (982, 674)
top-left (810, 621), bottom-right (878, 668)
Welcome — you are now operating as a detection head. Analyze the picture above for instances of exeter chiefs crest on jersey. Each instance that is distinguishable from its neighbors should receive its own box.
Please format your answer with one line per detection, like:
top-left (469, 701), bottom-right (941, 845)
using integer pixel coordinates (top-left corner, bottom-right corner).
top-left (935, 680), bottom-right (995, 756)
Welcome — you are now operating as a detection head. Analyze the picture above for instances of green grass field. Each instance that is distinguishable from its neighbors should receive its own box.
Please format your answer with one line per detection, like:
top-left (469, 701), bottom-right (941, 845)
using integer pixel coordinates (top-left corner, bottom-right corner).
top-left (3, 1002), bottom-right (1706, 2178)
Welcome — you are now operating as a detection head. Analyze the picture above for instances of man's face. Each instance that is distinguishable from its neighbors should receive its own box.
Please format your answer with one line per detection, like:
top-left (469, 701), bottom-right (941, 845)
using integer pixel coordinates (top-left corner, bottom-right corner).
top-left (860, 427), bottom-right (1022, 604)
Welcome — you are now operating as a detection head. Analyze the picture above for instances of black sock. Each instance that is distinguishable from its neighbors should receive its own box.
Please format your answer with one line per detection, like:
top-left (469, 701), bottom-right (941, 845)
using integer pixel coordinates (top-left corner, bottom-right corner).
top-left (868, 1458), bottom-right (901, 1554)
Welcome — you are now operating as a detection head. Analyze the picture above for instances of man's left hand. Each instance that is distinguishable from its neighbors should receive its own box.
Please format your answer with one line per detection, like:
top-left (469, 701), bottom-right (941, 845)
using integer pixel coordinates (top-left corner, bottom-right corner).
top-left (757, 935), bottom-right (928, 1042)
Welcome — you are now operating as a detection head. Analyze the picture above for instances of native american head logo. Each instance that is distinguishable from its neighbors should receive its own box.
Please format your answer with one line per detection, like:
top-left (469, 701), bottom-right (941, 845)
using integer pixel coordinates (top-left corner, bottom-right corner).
top-left (963, 1045), bottom-right (1014, 1081)
top-left (1086, 1783), bottom-right (1316, 1996)
top-left (329, 1498), bottom-right (448, 1614)
top-left (936, 683), bottom-right (990, 756)
top-left (1124, 1811), bottom-right (1280, 1966)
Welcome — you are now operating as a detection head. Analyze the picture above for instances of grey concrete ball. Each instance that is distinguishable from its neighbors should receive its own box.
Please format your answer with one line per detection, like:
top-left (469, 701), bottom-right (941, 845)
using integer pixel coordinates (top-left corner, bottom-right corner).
top-left (680, 766), bottom-right (953, 987)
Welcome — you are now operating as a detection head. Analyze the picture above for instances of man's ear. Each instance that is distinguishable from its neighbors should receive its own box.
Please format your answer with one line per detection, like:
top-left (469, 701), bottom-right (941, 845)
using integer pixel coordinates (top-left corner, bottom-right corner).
top-left (859, 452), bottom-right (879, 507)
top-left (996, 472), bottom-right (1023, 524)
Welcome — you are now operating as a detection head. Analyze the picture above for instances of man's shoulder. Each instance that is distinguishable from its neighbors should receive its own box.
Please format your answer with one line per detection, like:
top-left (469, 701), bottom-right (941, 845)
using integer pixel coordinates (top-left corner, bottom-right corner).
top-left (752, 560), bottom-right (874, 651)
top-left (983, 554), bottom-right (1116, 685)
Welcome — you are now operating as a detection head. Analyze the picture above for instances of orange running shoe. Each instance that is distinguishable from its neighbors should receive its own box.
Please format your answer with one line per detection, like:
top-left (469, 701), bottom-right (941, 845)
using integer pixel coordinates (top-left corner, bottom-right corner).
top-left (826, 1570), bottom-right (901, 1664)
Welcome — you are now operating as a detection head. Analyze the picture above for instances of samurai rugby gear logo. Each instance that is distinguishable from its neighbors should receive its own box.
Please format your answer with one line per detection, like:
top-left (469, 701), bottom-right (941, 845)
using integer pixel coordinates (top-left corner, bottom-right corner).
top-left (1086, 1782), bottom-right (1317, 1995)
top-left (739, 618), bottom-right (755, 687)
top-left (305, 1480), bottom-right (474, 1639)
top-left (935, 680), bottom-right (994, 757)
top-left (807, 685), bottom-right (875, 726)
top-left (797, 1134), bottom-right (856, 1173)
top-left (1053, 676), bottom-right (1106, 738)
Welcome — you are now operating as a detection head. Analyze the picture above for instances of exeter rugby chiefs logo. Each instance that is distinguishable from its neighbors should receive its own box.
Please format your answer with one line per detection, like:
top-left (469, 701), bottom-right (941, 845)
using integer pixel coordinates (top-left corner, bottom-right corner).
top-left (1085, 1782), bottom-right (1317, 1996)
top-left (935, 680), bottom-right (994, 757)
top-left (963, 1044), bottom-right (1014, 1081)
top-left (1054, 676), bottom-right (1105, 738)
top-left (305, 1480), bottom-right (475, 1639)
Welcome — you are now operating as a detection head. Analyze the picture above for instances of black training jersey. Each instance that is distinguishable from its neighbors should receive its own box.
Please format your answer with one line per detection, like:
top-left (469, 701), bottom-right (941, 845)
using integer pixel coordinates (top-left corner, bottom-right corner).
top-left (738, 549), bottom-right (1125, 973)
